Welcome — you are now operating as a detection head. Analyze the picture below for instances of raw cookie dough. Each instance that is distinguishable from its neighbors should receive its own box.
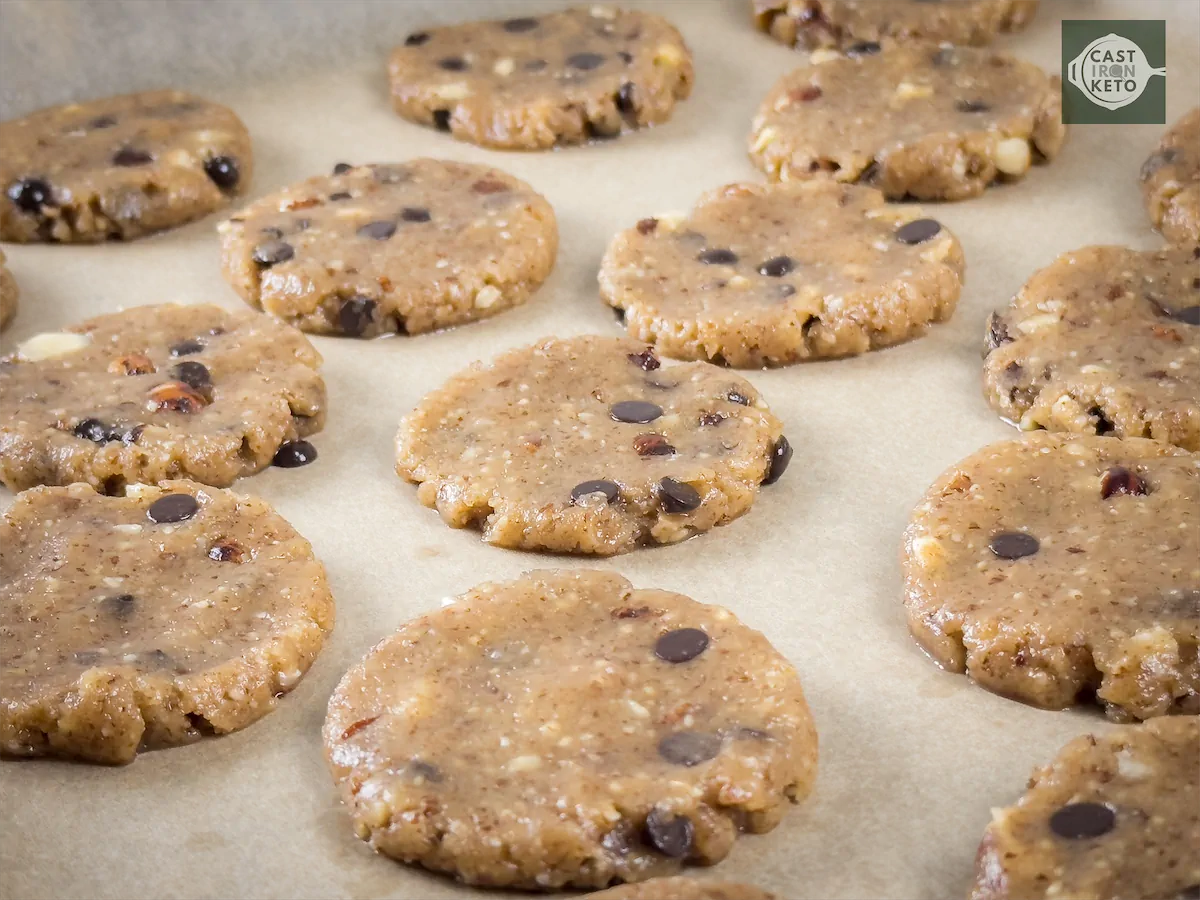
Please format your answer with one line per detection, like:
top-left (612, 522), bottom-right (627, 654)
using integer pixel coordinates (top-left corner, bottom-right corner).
top-left (588, 877), bottom-right (776, 899)
top-left (0, 303), bottom-right (325, 492)
top-left (982, 243), bottom-right (1200, 451)
top-left (387, 6), bottom-right (693, 149)
top-left (0, 480), bottom-right (335, 764)
top-left (0, 250), bottom-right (16, 331)
top-left (749, 43), bottom-right (1065, 201)
top-left (1141, 107), bottom-right (1200, 245)
top-left (395, 335), bottom-right (792, 555)
top-left (753, 0), bottom-right (1038, 51)
top-left (599, 180), bottom-right (964, 366)
top-left (0, 89), bottom-right (251, 243)
top-left (219, 160), bottom-right (557, 337)
top-left (324, 570), bottom-right (817, 890)
top-left (902, 433), bottom-right (1200, 721)
top-left (971, 717), bottom-right (1200, 900)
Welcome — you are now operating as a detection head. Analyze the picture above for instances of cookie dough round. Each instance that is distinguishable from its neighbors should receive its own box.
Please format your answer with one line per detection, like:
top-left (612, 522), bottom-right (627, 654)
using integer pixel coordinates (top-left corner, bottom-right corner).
top-left (219, 160), bottom-right (557, 337)
top-left (983, 244), bottom-right (1200, 451)
top-left (395, 335), bottom-right (792, 555)
top-left (902, 433), bottom-right (1200, 721)
top-left (0, 249), bottom-right (17, 331)
top-left (588, 877), bottom-right (776, 899)
top-left (0, 303), bottom-right (325, 492)
top-left (0, 90), bottom-right (252, 243)
top-left (0, 480), bottom-right (335, 764)
top-left (753, 0), bottom-right (1038, 51)
top-left (599, 181), bottom-right (964, 366)
top-left (324, 570), bottom-right (817, 890)
top-left (1141, 107), bottom-right (1200, 245)
top-left (387, 6), bottom-right (693, 149)
top-left (749, 43), bottom-right (1065, 201)
top-left (971, 717), bottom-right (1200, 900)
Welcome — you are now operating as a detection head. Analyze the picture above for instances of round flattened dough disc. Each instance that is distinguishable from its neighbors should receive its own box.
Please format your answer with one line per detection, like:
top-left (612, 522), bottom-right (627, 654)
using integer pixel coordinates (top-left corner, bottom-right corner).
top-left (1141, 107), bottom-right (1200, 245)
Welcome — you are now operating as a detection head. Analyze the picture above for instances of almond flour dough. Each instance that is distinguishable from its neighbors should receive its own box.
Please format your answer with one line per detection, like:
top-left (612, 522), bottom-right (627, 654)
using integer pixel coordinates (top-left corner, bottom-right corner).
top-left (0, 250), bottom-right (16, 331)
top-left (323, 570), bottom-right (817, 890)
top-left (749, 43), bottom-right (1065, 201)
top-left (902, 433), bottom-right (1199, 721)
top-left (0, 303), bottom-right (325, 492)
top-left (971, 717), bottom-right (1200, 900)
top-left (599, 181), bottom-right (964, 366)
top-left (752, 0), bottom-right (1039, 51)
top-left (1142, 107), bottom-right (1200, 245)
top-left (982, 243), bottom-right (1200, 451)
top-left (219, 160), bottom-right (557, 337)
top-left (0, 480), bottom-right (335, 764)
top-left (588, 877), bottom-right (776, 899)
top-left (0, 89), bottom-right (251, 243)
top-left (387, 6), bottom-right (693, 149)
top-left (395, 335), bottom-right (792, 555)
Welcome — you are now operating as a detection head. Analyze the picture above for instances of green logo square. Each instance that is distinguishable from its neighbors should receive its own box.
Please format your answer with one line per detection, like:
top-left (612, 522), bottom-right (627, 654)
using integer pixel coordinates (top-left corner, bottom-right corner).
top-left (1062, 20), bottom-right (1166, 124)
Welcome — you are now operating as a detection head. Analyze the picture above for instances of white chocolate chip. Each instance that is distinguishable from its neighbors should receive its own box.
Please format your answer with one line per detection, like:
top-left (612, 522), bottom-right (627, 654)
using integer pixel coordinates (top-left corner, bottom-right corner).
top-left (493, 58), bottom-right (515, 77)
top-left (432, 82), bottom-right (470, 101)
top-left (507, 754), bottom-right (541, 772)
top-left (911, 535), bottom-right (947, 570)
top-left (163, 148), bottom-right (195, 167)
top-left (16, 331), bottom-right (92, 361)
top-left (590, 4), bottom-right (617, 18)
top-left (654, 44), bottom-right (685, 66)
top-left (894, 81), bottom-right (934, 101)
top-left (750, 127), bottom-right (777, 153)
top-left (995, 137), bottom-right (1032, 176)
top-left (808, 49), bottom-right (841, 65)
top-left (474, 285), bottom-right (502, 309)
top-left (1016, 313), bottom-right (1061, 333)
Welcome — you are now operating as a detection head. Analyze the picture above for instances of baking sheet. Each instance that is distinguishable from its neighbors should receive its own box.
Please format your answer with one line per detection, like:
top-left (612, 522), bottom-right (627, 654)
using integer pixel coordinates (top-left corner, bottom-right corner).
top-left (0, 1), bottom-right (1197, 898)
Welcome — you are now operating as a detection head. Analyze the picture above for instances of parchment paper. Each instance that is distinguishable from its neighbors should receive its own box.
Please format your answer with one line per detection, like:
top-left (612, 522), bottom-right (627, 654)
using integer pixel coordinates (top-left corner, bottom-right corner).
top-left (0, 1), bottom-right (1197, 898)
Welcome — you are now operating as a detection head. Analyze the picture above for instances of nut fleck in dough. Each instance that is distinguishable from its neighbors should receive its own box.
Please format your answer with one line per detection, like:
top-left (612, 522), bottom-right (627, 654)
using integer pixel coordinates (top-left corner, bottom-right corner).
top-left (903, 433), bottom-right (1199, 721)
top-left (1142, 107), bottom-right (1200, 245)
top-left (395, 336), bottom-right (792, 555)
top-left (588, 877), bottom-right (776, 899)
top-left (0, 303), bottom-right (325, 492)
top-left (752, 0), bottom-right (1038, 50)
top-left (749, 43), bottom-right (1065, 201)
top-left (324, 570), bottom-right (817, 890)
top-left (219, 160), bottom-right (557, 337)
top-left (0, 90), bottom-right (252, 243)
top-left (387, 6), bottom-right (694, 149)
top-left (983, 244), bottom-right (1200, 451)
top-left (599, 181), bottom-right (964, 367)
top-left (0, 481), bottom-right (335, 764)
top-left (0, 249), bottom-right (17, 331)
top-left (971, 717), bottom-right (1200, 900)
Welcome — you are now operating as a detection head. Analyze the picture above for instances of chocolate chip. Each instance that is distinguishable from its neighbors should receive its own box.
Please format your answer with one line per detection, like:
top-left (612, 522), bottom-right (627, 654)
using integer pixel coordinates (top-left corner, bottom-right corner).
top-left (1179, 886), bottom-right (1200, 900)
top-left (171, 361), bottom-right (212, 397)
top-left (503, 16), bottom-right (539, 32)
top-left (438, 57), bottom-right (467, 71)
top-left (407, 759), bottom-right (444, 783)
top-left (357, 220), bottom-right (397, 241)
top-left (613, 306), bottom-right (627, 325)
top-left (758, 256), bottom-right (795, 277)
top-left (73, 418), bottom-right (112, 443)
top-left (1173, 306), bottom-right (1200, 325)
top-left (846, 40), bottom-right (881, 57)
top-left (985, 312), bottom-right (1013, 352)
top-left (697, 248), bottom-right (738, 265)
top-left (658, 731), bottom-right (722, 766)
top-left (763, 436), bottom-right (792, 485)
top-left (332, 162), bottom-right (352, 175)
top-left (611, 400), bottom-right (663, 423)
top-left (88, 114), bottom-right (117, 129)
top-left (149, 381), bottom-right (208, 413)
top-left (956, 99), bottom-right (991, 113)
top-left (567, 52), bottom-right (606, 70)
top-left (338, 295), bottom-right (377, 336)
top-left (699, 412), bottom-right (726, 427)
top-left (112, 147), bottom-right (153, 166)
top-left (253, 239), bottom-right (294, 267)
top-left (793, 84), bottom-right (823, 102)
top-left (896, 219), bottom-right (942, 244)
top-left (634, 433), bottom-right (675, 456)
top-left (627, 348), bottom-right (660, 371)
top-left (120, 425), bottom-right (144, 444)
top-left (170, 339), bottom-right (204, 357)
top-left (1140, 148), bottom-right (1177, 181)
top-left (404, 31), bottom-right (430, 46)
top-left (524, 59), bottom-right (548, 72)
top-left (654, 628), bottom-right (709, 663)
top-left (7, 177), bottom-right (54, 212)
top-left (616, 82), bottom-right (636, 114)
top-left (571, 479), bottom-right (620, 504)
top-left (273, 440), bottom-right (318, 468)
top-left (401, 207), bottom-right (431, 223)
top-left (636, 218), bottom-right (658, 235)
top-left (471, 178), bottom-right (509, 195)
top-left (657, 478), bottom-right (701, 513)
top-left (618, 50), bottom-right (634, 63)
top-left (644, 809), bottom-right (694, 858)
top-left (328, 191), bottom-right (352, 202)
top-left (432, 109), bottom-right (452, 131)
top-left (203, 156), bottom-right (239, 190)
top-left (147, 493), bottom-right (199, 524)
top-left (1049, 802), bottom-right (1116, 839)
top-left (989, 531), bottom-right (1039, 559)
top-left (1101, 466), bottom-right (1147, 498)
top-left (1090, 406), bottom-right (1116, 435)
top-left (101, 593), bottom-right (136, 619)
top-left (726, 390), bottom-right (751, 406)
top-left (208, 540), bottom-right (244, 563)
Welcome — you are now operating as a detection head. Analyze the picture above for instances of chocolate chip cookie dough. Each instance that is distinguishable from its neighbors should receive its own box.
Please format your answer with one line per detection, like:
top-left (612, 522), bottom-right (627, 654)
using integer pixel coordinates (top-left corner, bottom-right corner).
top-left (0, 480), bottom-right (335, 764)
top-left (0, 250), bottom-right (17, 331)
top-left (1142, 107), bottom-right (1200, 245)
top-left (903, 433), bottom-right (1199, 721)
top-left (387, 6), bottom-right (694, 149)
top-left (753, 0), bottom-right (1039, 51)
top-left (324, 570), bottom-right (817, 890)
top-left (983, 244), bottom-right (1200, 451)
top-left (0, 304), bottom-right (325, 492)
top-left (971, 717), bottom-right (1200, 900)
top-left (599, 181), bottom-right (964, 366)
top-left (219, 160), bottom-right (557, 337)
top-left (395, 335), bottom-right (792, 555)
top-left (0, 90), bottom-right (251, 242)
top-left (588, 877), bottom-right (776, 899)
top-left (749, 43), bottom-right (1065, 201)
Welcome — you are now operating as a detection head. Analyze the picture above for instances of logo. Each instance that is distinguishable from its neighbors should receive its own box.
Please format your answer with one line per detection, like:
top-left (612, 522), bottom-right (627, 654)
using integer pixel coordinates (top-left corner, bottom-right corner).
top-left (1062, 20), bottom-right (1165, 124)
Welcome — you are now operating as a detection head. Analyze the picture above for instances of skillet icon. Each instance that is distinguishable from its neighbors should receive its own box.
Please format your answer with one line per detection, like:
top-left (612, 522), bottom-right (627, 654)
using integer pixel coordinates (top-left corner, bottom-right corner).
top-left (1067, 32), bottom-right (1165, 110)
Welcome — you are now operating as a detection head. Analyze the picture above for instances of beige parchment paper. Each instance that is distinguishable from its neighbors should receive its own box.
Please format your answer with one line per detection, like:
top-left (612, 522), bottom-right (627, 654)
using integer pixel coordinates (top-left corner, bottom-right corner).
top-left (0, 1), bottom-right (1197, 897)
